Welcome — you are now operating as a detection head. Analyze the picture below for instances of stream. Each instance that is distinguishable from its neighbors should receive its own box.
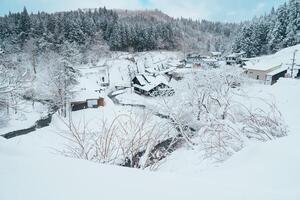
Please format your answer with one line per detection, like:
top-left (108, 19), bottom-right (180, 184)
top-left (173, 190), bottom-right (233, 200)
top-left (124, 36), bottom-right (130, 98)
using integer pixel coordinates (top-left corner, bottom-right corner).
top-left (107, 90), bottom-right (196, 168)
top-left (1, 98), bottom-right (58, 139)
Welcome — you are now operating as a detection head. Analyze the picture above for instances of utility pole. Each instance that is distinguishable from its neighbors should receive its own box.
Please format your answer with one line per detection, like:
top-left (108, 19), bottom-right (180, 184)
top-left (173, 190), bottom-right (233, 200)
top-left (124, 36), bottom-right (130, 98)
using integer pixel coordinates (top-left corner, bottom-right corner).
top-left (291, 49), bottom-right (298, 78)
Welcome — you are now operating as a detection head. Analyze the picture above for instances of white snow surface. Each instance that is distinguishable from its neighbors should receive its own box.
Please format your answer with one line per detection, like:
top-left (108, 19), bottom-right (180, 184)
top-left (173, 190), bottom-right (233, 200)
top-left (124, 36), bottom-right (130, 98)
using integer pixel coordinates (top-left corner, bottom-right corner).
top-left (1, 79), bottom-right (300, 200)
top-left (1, 49), bottom-right (300, 200)
top-left (245, 44), bottom-right (300, 71)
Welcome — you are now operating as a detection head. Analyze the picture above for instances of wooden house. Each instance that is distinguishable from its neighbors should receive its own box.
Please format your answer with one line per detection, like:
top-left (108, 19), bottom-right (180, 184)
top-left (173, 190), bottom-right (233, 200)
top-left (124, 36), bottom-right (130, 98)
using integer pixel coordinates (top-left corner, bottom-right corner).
top-left (132, 74), bottom-right (174, 97)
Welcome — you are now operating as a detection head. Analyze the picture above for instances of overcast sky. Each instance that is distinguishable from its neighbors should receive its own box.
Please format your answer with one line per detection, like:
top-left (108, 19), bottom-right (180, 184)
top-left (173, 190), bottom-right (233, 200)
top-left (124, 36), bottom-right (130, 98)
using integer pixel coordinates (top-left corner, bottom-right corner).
top-left (0, 0), bottom-right (287, 22)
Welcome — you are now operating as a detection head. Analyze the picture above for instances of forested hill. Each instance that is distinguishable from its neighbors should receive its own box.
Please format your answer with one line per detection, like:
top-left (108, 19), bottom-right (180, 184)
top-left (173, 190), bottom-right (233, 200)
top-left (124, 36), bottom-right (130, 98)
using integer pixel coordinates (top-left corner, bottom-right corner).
top-left (0, 7), bottom-right (239, 55)
top-left (233, 0), bottom-right (300, 58)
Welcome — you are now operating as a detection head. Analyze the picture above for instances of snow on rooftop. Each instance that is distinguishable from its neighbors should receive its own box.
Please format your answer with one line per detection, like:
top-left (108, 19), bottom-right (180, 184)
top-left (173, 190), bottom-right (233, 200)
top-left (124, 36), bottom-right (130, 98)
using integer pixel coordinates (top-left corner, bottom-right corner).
top-left (133, 74), bottom-right (169, 91)
top-left (266, 65), bottom-right (288, 76)
top-left (245, 44), bottom-right (300, 71)
top-left (166, 60), bottom-right (182, 66)
top-left (72, 90), bottom-right (103, 102)
top-left (211, 51), bottom-right (222, 56)
top-left (226, 52), bottom-right (245, 58)
top-left (135, 74), bottom-right (149, 86)
top-left (203, 58), bottom-right (218, 63)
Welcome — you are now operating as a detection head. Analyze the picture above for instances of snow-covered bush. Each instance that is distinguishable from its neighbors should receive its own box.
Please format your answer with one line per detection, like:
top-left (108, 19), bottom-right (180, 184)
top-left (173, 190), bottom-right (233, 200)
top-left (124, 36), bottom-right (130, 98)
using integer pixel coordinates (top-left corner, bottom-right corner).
top-left (59, 111), bottom-right (172, 169)
top-left (241, 102), bottom-right (288, 141)
top-left (165, 66), bottom-right (288, 161)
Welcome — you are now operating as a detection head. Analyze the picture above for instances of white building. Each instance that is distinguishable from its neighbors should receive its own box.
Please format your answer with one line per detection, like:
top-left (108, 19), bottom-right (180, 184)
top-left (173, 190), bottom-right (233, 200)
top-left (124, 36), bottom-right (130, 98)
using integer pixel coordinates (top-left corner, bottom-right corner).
top-left (244, 61), bottom-right (288, 85)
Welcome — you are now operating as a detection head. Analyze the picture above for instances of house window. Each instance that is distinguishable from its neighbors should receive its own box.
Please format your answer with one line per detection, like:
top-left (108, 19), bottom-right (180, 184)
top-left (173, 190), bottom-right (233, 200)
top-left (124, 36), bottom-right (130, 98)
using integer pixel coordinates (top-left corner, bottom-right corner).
top-left (256, 75), bottom-right (260, 80)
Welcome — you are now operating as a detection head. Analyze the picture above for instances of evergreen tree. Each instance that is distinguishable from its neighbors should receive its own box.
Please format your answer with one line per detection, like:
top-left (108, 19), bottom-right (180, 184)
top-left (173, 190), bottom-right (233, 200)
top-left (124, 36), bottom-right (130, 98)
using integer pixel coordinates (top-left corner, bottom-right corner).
top-left (268, 3), bottom-right (288, 52)
top-left (18, 7), bottom-right (31, 47)
top-left (284, 0), bottom-right (300, 46)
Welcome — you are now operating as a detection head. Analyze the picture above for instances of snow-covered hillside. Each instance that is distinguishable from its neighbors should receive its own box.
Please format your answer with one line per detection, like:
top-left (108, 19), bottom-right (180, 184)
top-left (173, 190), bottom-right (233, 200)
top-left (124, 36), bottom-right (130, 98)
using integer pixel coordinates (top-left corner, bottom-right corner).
top-left (1, 46), bottom-right (300, 200)
top-left (246, 44), bottom-right (300, 73)
top-left (1, 80), bottom-right (300, 200)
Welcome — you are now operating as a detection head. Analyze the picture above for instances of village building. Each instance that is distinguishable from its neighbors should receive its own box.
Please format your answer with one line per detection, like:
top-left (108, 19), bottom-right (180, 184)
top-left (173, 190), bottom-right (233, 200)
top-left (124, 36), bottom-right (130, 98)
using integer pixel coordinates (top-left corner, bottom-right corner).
top-left (244, 61), bottom-right (288, 85)
top-left (202, 58), bottom-right (219, 68)
top-left (226, 52), bottom-right (246, 65)
top-left (132, 74), bottom-right (174, 96)
top-left (145, 64), bottom-right (176, 76)
top-left (71, 90), bottom-right (105, 111)
top-left (210, 51), bottom-right (222, 60)
top-left (185, 53), bottom-right (207, 64)
top-left (180, 53), bottom-right (220, 68)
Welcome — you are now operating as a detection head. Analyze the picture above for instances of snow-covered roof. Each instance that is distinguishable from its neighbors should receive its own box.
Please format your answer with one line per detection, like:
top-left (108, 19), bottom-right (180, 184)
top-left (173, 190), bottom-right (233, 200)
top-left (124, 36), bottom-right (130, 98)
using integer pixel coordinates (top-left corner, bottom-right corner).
top-left (146, 66), bottom-right (176, 75)
top-left (267, 65), bottom-right (288, 76)
top-left (166, 60), bottom-right (182, 67)
top-left (72, 90), bottom-right (102, 102)
top-left (244, 60), bottom-right (282, 71)
top-left (145, 68), bottom-right (158, 74)
top-left (133, 74), bottom-right (169, 92)
top-left (226, 52), bottom-right (245, 58)
top-left (211, 52), bottom-right (222, 56)
top-left (245, 44), bottom-right (300, 71)
top-left (135, 74), bottom-right (149, 86)
top-left (202, 58), bottom-right (218, 63)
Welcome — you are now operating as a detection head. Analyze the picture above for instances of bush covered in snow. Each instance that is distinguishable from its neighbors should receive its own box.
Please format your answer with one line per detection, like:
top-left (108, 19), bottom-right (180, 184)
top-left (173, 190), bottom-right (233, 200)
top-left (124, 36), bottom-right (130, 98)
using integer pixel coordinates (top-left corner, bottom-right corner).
top-left (59, 111), bottom-right (173, 169)
top-left (162, 66), bottom-right (288, 161)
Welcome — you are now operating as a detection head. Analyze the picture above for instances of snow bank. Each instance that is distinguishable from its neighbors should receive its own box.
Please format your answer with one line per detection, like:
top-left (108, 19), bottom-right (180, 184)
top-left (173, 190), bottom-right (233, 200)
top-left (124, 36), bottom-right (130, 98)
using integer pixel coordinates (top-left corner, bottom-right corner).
top-left (1, 122), bottom-right (300, 200)
top-left (245, 44), bottom-right (300, 71)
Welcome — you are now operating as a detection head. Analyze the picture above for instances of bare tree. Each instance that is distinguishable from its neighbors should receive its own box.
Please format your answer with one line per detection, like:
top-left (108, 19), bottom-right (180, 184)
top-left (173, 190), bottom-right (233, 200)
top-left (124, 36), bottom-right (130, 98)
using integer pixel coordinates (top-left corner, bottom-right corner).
top-left (58, 111), bottom-right (173, 169)
top-left (42, 52), bottom-right (79, 117)
top-left (0, 61), bottom-right (28, 125)
top-left (162, 66), bottom-right (287, 162)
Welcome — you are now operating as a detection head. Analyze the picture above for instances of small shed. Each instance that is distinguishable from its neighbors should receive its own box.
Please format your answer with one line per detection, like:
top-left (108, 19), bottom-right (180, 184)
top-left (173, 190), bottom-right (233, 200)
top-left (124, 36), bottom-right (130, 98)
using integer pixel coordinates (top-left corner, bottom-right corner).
top-left (71, 90), bottom-right (105, 111)
top-left (71, 101), bottom-right (87, 111)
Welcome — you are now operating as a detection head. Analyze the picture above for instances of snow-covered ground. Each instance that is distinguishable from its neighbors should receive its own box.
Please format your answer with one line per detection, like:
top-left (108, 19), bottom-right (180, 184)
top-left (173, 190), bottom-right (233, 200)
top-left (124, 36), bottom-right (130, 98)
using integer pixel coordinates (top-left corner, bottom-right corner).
top-left (1, 49), bottom-right (300, 200)
top-left (0, 101), bottom-right (48, 133)
top-left (1, 78), bottom-right (300, 200)
top-left (158, 78), bottom-right (300, 173)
